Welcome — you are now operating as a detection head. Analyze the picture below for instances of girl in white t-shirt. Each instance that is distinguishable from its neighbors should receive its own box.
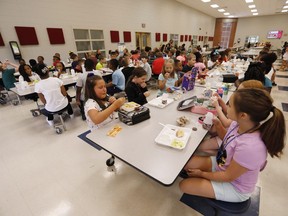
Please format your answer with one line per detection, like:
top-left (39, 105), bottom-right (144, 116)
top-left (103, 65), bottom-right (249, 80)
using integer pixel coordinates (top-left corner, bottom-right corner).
top-left (84, 75), bottom-right (125, 130)
top-left (35, 64), bottom-right (74, 126)
top-left (158, 59), bottom-right (182, 96)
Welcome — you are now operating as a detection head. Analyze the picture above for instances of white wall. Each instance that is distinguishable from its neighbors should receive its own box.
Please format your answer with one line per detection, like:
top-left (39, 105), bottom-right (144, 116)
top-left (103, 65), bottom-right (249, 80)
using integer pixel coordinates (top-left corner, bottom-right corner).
top-left (235, 14), bottom-right (288, 50)
top-left (0, 0), bottom-right (215, 65)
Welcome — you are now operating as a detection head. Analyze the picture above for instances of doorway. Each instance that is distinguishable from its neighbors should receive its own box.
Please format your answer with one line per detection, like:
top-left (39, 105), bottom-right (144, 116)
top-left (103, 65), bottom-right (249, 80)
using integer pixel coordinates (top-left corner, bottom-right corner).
top-left (135, 32), bottom-right (151, 50)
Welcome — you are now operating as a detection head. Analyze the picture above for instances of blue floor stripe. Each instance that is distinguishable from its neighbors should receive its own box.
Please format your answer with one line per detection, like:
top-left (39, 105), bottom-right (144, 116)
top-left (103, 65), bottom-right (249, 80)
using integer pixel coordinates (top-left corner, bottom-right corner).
top-left (78, 130), bottom-right (102, 151)
top-left (276, 75), bottom-right (288, 78)
top-left (282, 103), bottom-right (288, 112)
top-left (278, 86), bottom-right (288, 91)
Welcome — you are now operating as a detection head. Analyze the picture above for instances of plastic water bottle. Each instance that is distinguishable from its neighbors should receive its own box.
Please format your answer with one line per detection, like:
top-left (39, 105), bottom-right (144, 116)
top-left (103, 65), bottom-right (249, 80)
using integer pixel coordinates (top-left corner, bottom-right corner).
top-left (71, 69), bottom-right (75, 76)
top-left (19, 75), bottom-right (24, 83)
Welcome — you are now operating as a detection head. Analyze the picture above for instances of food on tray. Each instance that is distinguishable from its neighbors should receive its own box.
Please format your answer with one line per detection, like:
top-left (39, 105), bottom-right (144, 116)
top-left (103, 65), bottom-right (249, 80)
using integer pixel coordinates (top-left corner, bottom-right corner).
top-left (121, 102), bottom-right (140, 112)
top-left (176, 116), bottom-right (189, 127)
top-left (171, 139), bottom-right (184, 148)
top-left (176, 129), bottom-right (184, 138)
top-left (107, 125), bottom-right (122, 137)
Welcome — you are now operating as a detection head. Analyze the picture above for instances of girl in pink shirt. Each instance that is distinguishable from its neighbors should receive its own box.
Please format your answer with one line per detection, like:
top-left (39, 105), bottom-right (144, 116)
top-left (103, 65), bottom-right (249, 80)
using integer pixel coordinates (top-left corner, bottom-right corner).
top-left (180, 88), bottom-right (286, 202)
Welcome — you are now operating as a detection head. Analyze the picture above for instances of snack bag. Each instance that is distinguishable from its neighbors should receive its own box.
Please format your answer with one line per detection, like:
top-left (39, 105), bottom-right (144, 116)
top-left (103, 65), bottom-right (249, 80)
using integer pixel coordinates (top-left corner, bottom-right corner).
top-left (181, 67), bottom-right (198, 91)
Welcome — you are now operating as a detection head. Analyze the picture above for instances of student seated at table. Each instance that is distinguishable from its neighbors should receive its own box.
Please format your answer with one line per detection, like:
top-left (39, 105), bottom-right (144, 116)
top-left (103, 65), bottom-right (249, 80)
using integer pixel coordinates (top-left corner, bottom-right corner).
top-left (0, 60), bottom-right (19, 90)
top-left (182, 54), bottom-right (196, 72)
top-left (19, 64), bottom-right (41, 83)
top-left (119, 56), bottom-right (135, 84)
top-left (76, 59), bottom-right (102, 120)
top-left (197, 80), bottom-right (266, 155)
top-left (35, 64), bottom-right (74, 127)
top-left (152, 52), bottom-right (165, 75)
top-left (106, 59), bottom-right (125, 96)
top-left (158, 59), bottom-right (182, 96)
top-left (207, 49), bottom-right (220, 70)
top-left (180, 88), bottom-right (286, 203)
top-left (140, 54), bottom-right (152, 81)
top-left (125, 67), bottom-right (150, 105)
top-left (96, 55), bottom-right (106, 70)
top-left (174, 59), bottom-right (183, 79)
top-left (84, 75), bottom-right (125, 130)
top-left (194, 52), bottom-right (208, 79)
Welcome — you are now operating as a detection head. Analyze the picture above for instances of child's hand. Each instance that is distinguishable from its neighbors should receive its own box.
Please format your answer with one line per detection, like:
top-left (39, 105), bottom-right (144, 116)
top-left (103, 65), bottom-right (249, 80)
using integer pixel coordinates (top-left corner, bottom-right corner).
top-left (212, 117), bottom-right (221, 126)
top-left (108, 96), bottom-right (116, 104)
top-left (112, 97), bottom-right (125, 109)
top-left (140, 82), bottom-right (147, 88)
top-left (164, 73), bottom-right (170, 79)
top-left (187, 168), bottom-right (203, 177)
top-left (211, 96), bottom-right (220, 108)
top-left (144, 91), bottom-right (150, 97)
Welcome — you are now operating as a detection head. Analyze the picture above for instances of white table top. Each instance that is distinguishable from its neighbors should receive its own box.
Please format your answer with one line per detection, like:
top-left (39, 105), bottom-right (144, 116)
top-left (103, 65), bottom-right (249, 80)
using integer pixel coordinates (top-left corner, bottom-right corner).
top-left (86, 87), bottom-right (232, 185)
top-left (10, 74), bottom-right (80, 96)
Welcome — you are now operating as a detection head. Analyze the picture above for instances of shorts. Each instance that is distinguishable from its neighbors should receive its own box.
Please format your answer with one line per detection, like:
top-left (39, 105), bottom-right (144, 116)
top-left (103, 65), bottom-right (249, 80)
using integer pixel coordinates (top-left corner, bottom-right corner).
top-left (210, 156), bottom-right (252, 202)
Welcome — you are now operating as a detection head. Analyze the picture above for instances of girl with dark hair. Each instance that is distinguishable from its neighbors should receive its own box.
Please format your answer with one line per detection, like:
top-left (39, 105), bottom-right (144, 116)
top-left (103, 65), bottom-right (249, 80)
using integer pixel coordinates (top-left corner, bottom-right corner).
top-left (19, 64), bottom-right (41, 83)
top-left (125, 67), bottom-right (150, 105)
top-left (260, 52), bottom-right (278, 86)
top-left (84, 75), bottom-right (125, 130)
top-left (180, 88), bottom-right (286, 203)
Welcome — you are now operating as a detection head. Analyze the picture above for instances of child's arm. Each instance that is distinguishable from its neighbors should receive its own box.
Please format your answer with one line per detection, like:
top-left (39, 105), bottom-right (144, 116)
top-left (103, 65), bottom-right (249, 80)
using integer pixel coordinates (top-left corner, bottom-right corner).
top-left (158, 73), bottom-right (169, 90)
top-left (211, 97), bottom-right (231, 128)
top-left (5, 60), bottom-right (19, 72)
top-left (212, 117), bottom-right (227, 140)
top-left (88, 97), bottom-right (125, 124)
top-left (60, 85), bottom-right (67, 97)
top-left (76, 86), bottom-right (82, 106)
top-left (188, 159), bottom-right (248, 182)
top-left (37, 93), bottom-right (46, 104)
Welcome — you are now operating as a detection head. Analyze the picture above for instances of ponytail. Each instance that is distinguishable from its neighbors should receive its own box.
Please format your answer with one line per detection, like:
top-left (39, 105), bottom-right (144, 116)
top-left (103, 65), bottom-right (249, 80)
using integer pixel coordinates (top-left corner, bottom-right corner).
top-left (233, 89), bottom-right (286, 158)
top-left (260, 106), bottom-right (286, 157)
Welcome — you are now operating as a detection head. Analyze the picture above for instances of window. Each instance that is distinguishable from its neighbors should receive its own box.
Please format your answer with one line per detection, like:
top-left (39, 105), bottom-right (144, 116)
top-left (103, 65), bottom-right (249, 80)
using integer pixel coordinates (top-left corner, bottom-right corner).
top-left (73, 29), bottom-right (105, 58)
top-left (220, 22), bottom-right (232, 49)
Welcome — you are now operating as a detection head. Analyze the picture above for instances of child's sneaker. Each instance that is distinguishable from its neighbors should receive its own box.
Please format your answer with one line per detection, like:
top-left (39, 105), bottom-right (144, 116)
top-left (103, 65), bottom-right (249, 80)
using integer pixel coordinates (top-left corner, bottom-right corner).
top-left (46, 118), bottom-right (54, 127)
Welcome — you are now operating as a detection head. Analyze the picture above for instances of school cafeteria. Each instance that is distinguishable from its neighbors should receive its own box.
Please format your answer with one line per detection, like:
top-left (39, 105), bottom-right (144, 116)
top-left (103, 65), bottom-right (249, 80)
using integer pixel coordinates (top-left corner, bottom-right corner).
top-left (0, 0), bottom-right (288, 215)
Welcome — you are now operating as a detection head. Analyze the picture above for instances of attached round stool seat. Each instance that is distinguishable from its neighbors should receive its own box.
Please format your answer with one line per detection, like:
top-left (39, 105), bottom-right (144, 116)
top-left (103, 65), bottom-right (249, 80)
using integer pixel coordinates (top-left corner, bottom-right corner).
top-left (180, 194), bottom-right (252, 216)
top-left (205, 197), bottom-right (251, 215)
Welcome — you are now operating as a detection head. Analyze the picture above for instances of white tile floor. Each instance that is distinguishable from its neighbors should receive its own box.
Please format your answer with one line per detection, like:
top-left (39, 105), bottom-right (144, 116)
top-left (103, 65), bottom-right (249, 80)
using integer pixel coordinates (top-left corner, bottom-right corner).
top-left (0, 71), bottom-right (287, 216)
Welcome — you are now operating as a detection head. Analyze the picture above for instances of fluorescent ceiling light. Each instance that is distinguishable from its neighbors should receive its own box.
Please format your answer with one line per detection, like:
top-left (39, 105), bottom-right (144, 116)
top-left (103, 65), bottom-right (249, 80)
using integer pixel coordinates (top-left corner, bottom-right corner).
top-left (251, 9), bottom-right (257, 12)
top-left (228, 15), bottom-right (235, 18)
top-left (201, 0), bottom-right (211, 2)
top-left (286, 1), bottom-right (288, 3)
top-left (223, 12), bottom-right (230, 15)
top-left (283, 5), bottom-right (288, 8)
top-left (282, 9), bottom-right (288, 12)
top-left (245, 0), bottom-right (253, 3)
top-left (253, 13), bottom-right (258, 15)
top-left (210, 4), bottom-right (219, 8)
top-left (218, 9), bottom-right (225, 12)
top-left (248, 5), bottom-right (256, 8)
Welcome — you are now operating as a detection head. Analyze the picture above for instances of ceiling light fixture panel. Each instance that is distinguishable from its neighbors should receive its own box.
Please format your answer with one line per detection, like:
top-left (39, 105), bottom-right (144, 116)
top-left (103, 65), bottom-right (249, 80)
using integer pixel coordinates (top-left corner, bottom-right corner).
top-left (248, 5), bottom-right (256, 8)
top-left (245, 0), bottom-right (254, 3)
top-left (223, 12), bottom-right (230, 15)
top-left (201, 0), bottom-right (211, 2)
top-left (251, 9), bottom-right (257, 12)
top-left (218, 9), bottom-right (225, 12)
top-left (283, 5), bottom-right (288, 9)
top-left (210, 4), bottom-right (219, 8)
top-left (253, 13), bottom-right (258, 15)
top-left (282, 9), bottom-right (288, 12)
